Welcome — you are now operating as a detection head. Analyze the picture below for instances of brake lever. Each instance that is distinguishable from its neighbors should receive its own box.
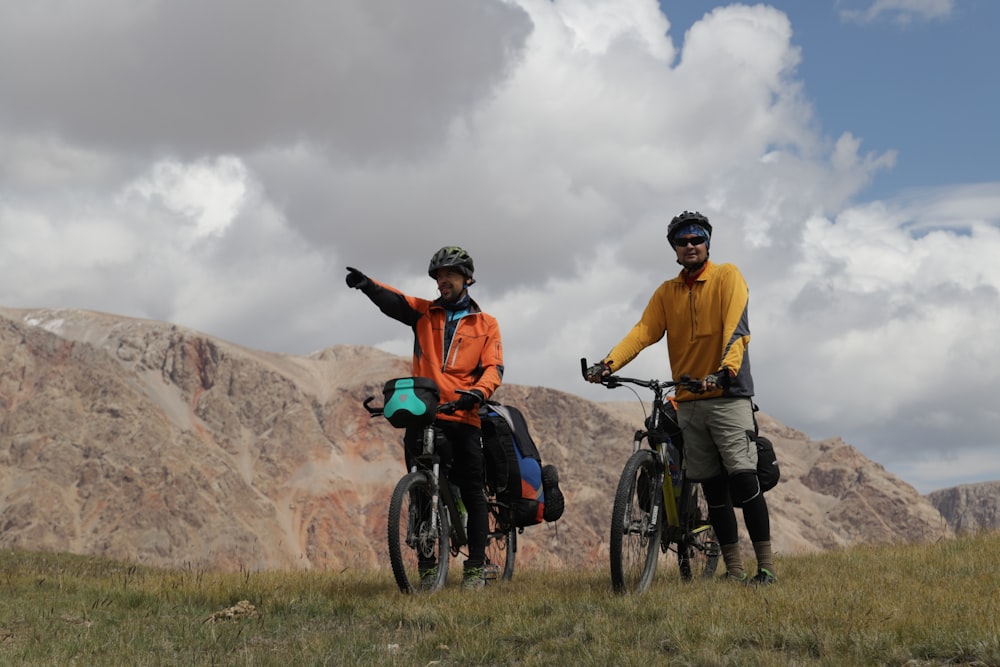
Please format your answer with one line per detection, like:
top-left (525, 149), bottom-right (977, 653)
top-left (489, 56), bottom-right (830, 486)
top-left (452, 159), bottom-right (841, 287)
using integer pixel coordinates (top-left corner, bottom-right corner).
top-left (679, 375), bottom-right (706, 393)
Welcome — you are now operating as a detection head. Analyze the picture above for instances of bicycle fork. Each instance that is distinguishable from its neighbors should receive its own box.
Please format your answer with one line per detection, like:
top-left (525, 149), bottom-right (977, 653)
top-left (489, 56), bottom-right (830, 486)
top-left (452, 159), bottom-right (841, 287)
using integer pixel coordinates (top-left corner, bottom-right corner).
top-left (415, 425), bottom-right (467, 552)
top-left (657, 447), bottom-right (687, 553)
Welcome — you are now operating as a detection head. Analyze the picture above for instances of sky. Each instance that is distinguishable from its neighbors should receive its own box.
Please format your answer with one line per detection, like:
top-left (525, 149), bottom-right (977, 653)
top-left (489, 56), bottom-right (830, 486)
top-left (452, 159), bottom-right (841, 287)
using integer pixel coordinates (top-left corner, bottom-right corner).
top-left (1, 0), bottom-right (998, 494)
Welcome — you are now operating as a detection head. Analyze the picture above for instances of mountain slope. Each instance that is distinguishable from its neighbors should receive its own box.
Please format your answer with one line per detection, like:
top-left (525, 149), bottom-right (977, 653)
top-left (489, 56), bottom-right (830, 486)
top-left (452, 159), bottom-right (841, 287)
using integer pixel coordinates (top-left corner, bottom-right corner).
top-left (927, 482), bottom-right (1000, 533)
top-left (0, 307), bottom-right (954, 571)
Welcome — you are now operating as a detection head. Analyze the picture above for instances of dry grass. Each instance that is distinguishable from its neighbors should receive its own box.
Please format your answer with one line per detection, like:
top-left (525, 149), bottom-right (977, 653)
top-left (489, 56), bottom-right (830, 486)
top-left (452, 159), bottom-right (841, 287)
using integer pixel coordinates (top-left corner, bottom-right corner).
top-left (0, 532), bottom-right (998, 665)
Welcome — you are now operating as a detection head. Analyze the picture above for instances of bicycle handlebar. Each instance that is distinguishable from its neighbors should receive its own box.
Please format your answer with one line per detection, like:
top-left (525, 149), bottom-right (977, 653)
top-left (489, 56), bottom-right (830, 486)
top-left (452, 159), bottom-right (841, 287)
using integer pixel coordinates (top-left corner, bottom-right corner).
top-left (580, 357), bottom-right (705, 393)
top-left (362, 389), bottom-right (479, 418)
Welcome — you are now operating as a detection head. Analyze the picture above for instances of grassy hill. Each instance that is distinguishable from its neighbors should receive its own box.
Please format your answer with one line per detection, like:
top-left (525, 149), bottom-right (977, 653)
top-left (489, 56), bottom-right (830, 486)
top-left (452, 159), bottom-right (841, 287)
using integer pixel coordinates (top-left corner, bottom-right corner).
top-left (1, 532), bottom-right (998, 666)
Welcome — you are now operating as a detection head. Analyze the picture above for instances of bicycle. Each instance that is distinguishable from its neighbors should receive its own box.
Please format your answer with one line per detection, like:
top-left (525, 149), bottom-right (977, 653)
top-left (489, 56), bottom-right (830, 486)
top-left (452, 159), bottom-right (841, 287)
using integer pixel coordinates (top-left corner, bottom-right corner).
top-left (581, 359), bottom-right (720, 593)
top-left (363, 386), bottom-right (516, 593)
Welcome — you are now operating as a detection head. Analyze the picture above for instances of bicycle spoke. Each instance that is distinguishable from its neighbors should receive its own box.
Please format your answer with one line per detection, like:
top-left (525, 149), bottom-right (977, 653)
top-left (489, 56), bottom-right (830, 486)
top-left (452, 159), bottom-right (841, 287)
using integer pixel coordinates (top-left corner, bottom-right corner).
top-left (677, 480), bottom-right (719, 580)
top-left (610, 450), bottom-right (662, 593)
top-left (483, 499), bottom-right (516, 582)
top-left (388, 473), bottom-right (450, 593)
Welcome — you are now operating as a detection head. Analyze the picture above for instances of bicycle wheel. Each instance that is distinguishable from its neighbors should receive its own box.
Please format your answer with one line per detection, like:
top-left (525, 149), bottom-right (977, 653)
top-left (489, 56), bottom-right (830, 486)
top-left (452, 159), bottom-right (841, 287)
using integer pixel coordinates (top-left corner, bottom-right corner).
top-left (609, 449), bottom-right (663, 593)
top-left (483, 501), bottom-right (516, 582)
top-left (676, 478), bottom-right (720, 580)
top-left (387, 471), bottom-right (450, 593)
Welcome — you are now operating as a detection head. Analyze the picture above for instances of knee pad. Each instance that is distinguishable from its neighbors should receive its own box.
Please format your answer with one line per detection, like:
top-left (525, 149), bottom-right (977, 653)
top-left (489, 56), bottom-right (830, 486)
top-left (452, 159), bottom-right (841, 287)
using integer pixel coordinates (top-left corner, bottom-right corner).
top-left (700, 475), bottom-right (730, 508)
top-left (729, 472), bottom-right (761, 508)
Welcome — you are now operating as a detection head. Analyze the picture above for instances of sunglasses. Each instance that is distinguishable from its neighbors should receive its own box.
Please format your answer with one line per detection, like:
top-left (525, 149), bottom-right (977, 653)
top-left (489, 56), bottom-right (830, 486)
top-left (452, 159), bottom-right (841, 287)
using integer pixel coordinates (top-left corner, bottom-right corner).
top-left (674, 236), bottom-right (707, 248)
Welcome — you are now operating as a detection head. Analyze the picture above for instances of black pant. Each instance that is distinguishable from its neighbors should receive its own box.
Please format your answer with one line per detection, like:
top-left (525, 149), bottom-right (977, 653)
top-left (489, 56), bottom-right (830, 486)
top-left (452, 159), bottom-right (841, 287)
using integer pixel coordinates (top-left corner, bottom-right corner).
top-left (701, 473), bottom-right (771, 545)
top-left (404, 420), bottom-right (487, 569)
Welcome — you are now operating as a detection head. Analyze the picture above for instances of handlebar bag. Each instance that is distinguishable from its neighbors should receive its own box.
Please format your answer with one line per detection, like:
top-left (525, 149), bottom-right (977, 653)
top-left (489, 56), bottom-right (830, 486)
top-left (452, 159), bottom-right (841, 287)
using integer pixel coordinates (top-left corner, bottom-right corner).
top-left (382, 377), bottom-right (440, 428)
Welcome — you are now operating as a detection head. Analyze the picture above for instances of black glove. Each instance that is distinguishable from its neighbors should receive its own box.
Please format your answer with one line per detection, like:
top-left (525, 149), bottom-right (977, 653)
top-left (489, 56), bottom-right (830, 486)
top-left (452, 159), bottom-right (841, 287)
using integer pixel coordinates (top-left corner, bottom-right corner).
top-left (345, 266), bottom-right (370, 290)
top-left (719, 369), bottom-right (732, 389)
top-left (585, 360), bottom-right (611, 383)
top-left (455, 389), bottom-right (484, 412)
top-left (704, 370), bottom-right (732, 390)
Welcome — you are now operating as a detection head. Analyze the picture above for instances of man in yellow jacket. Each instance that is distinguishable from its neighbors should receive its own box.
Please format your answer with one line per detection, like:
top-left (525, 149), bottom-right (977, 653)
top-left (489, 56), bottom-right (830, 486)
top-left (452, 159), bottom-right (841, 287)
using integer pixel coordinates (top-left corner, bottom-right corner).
top-left (346, 246), bottom-right (504, 590)
top-left (586, 211), bottom-right (775, 585)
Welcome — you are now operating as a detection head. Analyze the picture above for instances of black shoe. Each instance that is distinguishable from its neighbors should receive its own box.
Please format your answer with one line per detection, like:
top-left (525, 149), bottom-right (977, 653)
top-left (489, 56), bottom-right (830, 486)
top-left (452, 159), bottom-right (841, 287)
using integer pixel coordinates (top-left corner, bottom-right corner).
top-left (462, 566), bottom-right (485, 591)
top-left (747, 568), bottom-right (776, 586)
top-left (541, 465), bottom-right (564, 522)
top-left (418, 565), bottom-right (438, 591)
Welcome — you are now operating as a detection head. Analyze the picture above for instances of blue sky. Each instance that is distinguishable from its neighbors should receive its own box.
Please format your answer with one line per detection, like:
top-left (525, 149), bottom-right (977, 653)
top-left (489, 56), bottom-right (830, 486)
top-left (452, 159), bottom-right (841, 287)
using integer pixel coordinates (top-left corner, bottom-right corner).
top-left (1, 0), bottom-right (999, 493)
top-left (662, 0), bottom-right (1000, 200)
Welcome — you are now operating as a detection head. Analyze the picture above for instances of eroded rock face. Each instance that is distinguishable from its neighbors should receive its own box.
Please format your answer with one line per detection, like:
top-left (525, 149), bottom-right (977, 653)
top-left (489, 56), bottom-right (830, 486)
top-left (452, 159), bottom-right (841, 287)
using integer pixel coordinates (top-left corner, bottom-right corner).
top-left (927, 482), bottom-right (1000, 533)
top-left (0, 307), bottom-right (956, 572)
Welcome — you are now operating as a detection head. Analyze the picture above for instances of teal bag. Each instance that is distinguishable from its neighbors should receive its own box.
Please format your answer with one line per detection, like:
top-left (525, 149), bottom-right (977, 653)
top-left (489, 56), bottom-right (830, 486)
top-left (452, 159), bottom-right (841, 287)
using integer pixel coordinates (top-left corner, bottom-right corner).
top-left (382, 377), bottom-right (440, 428)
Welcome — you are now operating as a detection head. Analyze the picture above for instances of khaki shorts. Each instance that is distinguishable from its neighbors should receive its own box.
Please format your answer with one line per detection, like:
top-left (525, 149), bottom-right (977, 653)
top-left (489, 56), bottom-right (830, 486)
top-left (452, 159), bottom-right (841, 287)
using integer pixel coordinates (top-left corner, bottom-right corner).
top-left (677, 397), bottom-right (757, 481)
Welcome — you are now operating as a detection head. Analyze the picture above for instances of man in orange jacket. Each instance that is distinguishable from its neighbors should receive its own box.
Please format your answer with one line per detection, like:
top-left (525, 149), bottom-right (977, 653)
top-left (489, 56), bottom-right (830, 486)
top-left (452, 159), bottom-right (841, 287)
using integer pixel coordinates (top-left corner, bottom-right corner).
top-left (346, 246), bottom-right (504, 590)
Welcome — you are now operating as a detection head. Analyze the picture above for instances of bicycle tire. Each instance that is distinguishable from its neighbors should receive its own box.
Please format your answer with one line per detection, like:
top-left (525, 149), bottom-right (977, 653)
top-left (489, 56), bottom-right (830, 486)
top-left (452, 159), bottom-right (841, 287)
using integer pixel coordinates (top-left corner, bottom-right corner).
top-left (609, 449), bottom-right (663, 593)
top-left (484, 501), bottom-right (516, 582)
top-left (387, 471), bottom-right (450, 593)
top-left (676, 478), bottom-right (720, 580)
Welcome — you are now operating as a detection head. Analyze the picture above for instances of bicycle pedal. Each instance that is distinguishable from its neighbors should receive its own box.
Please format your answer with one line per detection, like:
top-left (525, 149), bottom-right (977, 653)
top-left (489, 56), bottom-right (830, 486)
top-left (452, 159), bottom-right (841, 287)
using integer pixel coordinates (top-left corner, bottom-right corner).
top-left (482, 564), bottom-right (500, 581)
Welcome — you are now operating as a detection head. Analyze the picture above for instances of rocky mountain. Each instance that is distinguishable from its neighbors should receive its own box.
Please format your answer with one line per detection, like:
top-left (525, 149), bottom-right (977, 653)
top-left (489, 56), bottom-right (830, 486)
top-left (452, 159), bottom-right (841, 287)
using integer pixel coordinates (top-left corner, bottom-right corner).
top-left (0, 307), bottom-right (958, 573)
top-left (927, 482), bottom-right (1000, 533)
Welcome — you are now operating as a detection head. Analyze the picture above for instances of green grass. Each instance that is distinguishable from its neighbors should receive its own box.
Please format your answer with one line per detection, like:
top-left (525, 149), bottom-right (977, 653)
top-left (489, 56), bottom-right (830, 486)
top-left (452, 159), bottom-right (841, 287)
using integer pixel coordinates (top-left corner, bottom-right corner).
top-left (1, 532), bottom-right (998, 666)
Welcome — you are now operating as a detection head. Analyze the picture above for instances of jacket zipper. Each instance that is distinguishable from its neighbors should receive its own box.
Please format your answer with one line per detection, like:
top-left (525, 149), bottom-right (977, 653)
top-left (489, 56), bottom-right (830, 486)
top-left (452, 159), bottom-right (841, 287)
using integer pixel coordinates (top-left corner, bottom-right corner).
top-left (447, 338), bottom-right (462, 371)
top-left (443, 312), bottom-right (462, 371)
top-left (687, 287), bottom-right (697, 342)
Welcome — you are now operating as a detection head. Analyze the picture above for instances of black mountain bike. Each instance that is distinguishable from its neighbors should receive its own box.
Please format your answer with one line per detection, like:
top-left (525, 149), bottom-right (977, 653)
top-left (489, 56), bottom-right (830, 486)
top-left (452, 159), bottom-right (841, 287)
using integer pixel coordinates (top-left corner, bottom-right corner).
top-left (364, 390), bottom-right (516, 593)
top-left (581, 359), bottom-right (720, 593)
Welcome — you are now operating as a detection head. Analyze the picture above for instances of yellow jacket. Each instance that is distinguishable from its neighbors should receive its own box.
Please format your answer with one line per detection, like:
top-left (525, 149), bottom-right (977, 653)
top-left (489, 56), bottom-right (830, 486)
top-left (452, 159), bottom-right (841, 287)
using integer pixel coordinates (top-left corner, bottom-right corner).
top-left (604, 260), bottom-right (754, 402)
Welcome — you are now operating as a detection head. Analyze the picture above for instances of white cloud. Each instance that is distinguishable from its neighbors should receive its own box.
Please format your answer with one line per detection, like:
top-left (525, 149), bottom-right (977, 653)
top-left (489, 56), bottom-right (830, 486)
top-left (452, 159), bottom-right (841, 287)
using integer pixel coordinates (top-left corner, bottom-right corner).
top-left (0, 134), bottom-right (118, 190)
top-left (0, 0), bottom-right (530, 159)
top-left (123, 157), bottom-right (248, 239)
top-left (893, 443), bottom-right (1000, 495)
top-left (752, 189), bottom-right (1000, 465)
top-left (553, 0), bottom-right (673, 60)
top-left (0, 0), bottom-right (998, 493)
top-left (839, 0), bottom-right (955, 25)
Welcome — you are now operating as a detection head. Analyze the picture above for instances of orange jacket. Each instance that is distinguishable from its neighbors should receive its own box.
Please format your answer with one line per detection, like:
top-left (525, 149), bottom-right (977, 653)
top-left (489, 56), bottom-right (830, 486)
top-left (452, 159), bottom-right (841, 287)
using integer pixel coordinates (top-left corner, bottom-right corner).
top-left (360, 278), bottom-right (504, 426)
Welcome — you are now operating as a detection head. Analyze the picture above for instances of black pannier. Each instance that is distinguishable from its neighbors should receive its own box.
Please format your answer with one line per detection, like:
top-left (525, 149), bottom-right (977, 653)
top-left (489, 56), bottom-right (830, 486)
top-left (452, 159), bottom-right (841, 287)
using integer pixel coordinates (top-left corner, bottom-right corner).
top-left (480, 403), bottom-right (564, 526)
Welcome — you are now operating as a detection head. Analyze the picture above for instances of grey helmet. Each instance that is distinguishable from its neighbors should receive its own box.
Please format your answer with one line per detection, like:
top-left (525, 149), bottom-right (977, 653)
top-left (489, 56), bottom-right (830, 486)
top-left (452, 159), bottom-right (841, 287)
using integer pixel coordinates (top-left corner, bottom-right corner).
top-left (428, 246), bottom-right (475, 284)
top-left (666, 211), bottom-right (712, 244)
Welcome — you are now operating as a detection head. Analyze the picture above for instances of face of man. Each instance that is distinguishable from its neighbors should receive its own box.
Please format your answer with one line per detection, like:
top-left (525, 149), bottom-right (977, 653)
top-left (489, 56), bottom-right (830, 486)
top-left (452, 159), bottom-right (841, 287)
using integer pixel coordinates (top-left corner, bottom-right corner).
top-left (433, 268), bottom-right (469, 302)
top-left (673, 234), bottom-right (709, 271)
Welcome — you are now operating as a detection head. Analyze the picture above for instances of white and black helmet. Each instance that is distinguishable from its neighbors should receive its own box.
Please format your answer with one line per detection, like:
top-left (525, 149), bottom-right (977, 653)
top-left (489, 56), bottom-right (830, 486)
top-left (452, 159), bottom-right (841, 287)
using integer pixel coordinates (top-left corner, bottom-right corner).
top-left (666, 211), bottom-right (712, 244)
top-left (428, 246), bottom-right (475, 283)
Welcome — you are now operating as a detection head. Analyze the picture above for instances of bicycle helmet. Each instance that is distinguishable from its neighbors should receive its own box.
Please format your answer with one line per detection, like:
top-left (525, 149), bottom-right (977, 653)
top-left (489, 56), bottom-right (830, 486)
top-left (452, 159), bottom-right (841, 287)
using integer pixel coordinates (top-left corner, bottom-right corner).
top-left (428, 246), bottom-right (475, 283)
top-left (666, 211), bottom-right (712, 244)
